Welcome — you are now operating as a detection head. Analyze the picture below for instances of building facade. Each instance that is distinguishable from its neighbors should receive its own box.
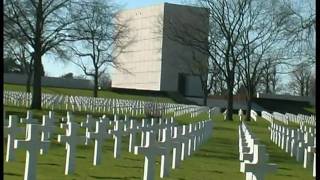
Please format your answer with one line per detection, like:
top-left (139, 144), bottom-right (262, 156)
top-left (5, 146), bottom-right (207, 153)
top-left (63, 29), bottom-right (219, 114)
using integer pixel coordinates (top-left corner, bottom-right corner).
top-left (112, 3), bottom-right (208, 97)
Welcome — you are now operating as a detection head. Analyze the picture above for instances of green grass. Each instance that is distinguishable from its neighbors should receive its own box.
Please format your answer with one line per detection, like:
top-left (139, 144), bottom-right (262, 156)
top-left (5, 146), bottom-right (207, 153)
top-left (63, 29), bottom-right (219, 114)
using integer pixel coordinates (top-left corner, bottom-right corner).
top-left (3, 107), bottom-right (314, 180)
top-left (245, 116), bottom-right (314, 180)
top-left (304, 107), bottom-right (315, 114)
top-left (4, 84), bottom-right (175, 103)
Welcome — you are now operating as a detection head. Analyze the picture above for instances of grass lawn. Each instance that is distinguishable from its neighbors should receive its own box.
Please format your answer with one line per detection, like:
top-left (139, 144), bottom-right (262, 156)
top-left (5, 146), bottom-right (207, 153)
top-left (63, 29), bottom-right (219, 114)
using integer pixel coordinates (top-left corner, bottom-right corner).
top-left (4, 84), bottom-right (175, 103)
top-left (4, 106), bottom-right (314, 180)
top-left (245, 116), bottom-right (314, 180)
top-left (304, 107), bottom-right (315, 114)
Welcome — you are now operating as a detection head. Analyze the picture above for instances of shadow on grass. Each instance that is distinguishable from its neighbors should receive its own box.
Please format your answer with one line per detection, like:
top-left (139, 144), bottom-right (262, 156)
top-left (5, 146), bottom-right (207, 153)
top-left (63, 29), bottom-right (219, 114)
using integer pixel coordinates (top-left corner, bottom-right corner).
top-left (123, 157), bottom-right (142, 162)
top-left (76, 155), bottom-right (87, 159)
top-left (195, 153), bottom-right (237, 161)
top-left (38, 162), bottom-right (60, 166)
top-left (116, 165), bottom-right (142, 169)
top-left (4, 172), bottom-right (23, 177)
top-left (215, 126), bottom-right (235, 132)
top-left (277, 173), bottom-right (294, 177)
top-left (196, 169), bottom-right (224, 174)
top-left (89, 175), bottom-right (140, 179)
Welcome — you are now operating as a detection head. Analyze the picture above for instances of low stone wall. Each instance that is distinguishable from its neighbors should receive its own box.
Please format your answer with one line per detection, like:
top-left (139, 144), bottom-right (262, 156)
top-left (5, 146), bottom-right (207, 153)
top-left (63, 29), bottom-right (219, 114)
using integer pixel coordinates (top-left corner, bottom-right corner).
top-left (256, 93), bottom-right (315, 106)
top-left (4, 73), bottom-right (93, 89)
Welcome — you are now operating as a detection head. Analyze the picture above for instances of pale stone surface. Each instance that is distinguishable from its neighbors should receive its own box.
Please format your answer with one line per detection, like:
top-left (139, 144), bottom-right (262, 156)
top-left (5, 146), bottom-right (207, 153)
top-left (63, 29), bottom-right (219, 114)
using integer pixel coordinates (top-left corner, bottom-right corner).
top-left (134, 131), bottom-right (167, 180)
top-left (14, 124), bottom-right (50, 180)
top-left (40, 115), bottom-right (56, 155)
top-left (171, 126), bottom-right (188, 169)
top-left (58, 122), bottom-right (86, 175)
top-left (181, 125), bottom-right (189, 161)
top-left (303, 134), bottom-right (315, 168)
top-left (125, 119), bottom-right (141, 153)
top-left (112, 3), bottom-right (208, 94)
top-left (140, 119), bottom-right (151, 146)
top-left (88, 120), bottom-right (111, 165)
top-left (239, 109), bottom-right (243, 121)
top-left (110, 120), bottom-right (127, 159)
top-left (307, 146), bottom-right (316, 177)
top-left (240, 144), bottom-right (277, 180)
top-left (20, 110), bottom-right (37, 124)
top-left (5, 115), bottom-right (24, 162)
top-left (158, 128), bottom-right (172, 178)
top-left (80, 114), bottom-right (97, 145)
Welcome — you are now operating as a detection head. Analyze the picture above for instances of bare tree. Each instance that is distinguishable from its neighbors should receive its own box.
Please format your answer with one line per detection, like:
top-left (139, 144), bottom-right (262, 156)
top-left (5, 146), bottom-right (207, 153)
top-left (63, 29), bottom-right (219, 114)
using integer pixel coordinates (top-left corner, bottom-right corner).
top-left (68, 0), bottom-right (128, 97)
top-left (289, 62), bottom-right (312, 96)
top-left (309, 74), bottom-right (315, 97)
top-left (163, 0), bottom-right (250, 120)
top-left (3, 31), bottom-right (36, 92)
top-left (259, 57), bottom-right (280, 94)
top-left (237, 0), bottom-right (287, 121)
top-left (277, 0), bottom-right (315, 65)
top-left (4, 0), bottom-right (86, 109)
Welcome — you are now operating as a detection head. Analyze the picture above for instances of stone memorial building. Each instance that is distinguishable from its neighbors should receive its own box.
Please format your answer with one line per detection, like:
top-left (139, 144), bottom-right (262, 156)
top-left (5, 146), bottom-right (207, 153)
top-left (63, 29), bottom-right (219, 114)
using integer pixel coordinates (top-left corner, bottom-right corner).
top-left (112, 3), bottom-right (209, 97)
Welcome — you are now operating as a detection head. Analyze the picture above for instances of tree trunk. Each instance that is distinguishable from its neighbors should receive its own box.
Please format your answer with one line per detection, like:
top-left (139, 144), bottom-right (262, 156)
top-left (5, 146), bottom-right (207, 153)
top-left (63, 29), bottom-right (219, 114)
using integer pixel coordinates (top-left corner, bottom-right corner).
top-left (31, 0), bottom-right (43, 110)
top-left (305, 78), bottom-right (309, 96)
top-left (226, 84), bottom-right (233, 121)
top-left (300, 83), bottom-right (304, 96)
top-left (203, 91), bottom-right (208, 106)
top-left (26, 72), bottom-right (32, 93)
top-left (93, 75), bottom-right (98, 97)
top-left (265, 75), bottom-right (270, 94)
top-left (31, 52), bottom-right (42, 109)
top-left (245, 95), bottom-right (252, 121)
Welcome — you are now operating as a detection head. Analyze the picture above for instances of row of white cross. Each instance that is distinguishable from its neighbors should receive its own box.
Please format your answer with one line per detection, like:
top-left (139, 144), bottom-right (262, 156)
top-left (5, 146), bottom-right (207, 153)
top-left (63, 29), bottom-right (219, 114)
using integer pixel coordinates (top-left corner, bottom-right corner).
top-left (261, 111), bottom-right (316, 127)
top-left (268, 123), bottom-right (316, 177)
top-left (261, 111), bottom-right (273, 123)
top-left (238, 122), bottom-right (277, 180)
top-left (285, 113), bottom-right (316, 127)
top-left (272, 112), bottom-right (289, 124)
top-left (238, 109), bottom-right (258, 122)
top-left (4, 111), bottom-right (213, 180)
top-left (4, 90), bottom-right (206, 118)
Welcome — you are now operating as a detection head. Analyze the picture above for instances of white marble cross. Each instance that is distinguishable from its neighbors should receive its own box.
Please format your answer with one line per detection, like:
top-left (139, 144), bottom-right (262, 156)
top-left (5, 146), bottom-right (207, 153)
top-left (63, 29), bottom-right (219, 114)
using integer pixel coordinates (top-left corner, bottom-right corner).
top-left (48, 111), bottom-right (57, 124)
top-left (188, 124), bottom-right (197, 155)
top-left (5, 115), bottom-right (24, 162)
top-left (280, 127), bottom-right (288, 150)
top-left (285, 128), bottom-right (292, 153)
top-left (134, 131), bottom-right (167, 180)
top-left (290, 129), bottom-right (298, 157)
top-left (20, 110), bottom-right (37, 124)
top-left (303, 134), bottom-right (315, 168)
top-left (181, 125), bottom-right (189, 161)
top-left (240, 138), bottom-right (260, 162)
top-left (14, 124), bottom-right (50, 180)
top-left (60, 112), bottom-right (74, 130)
top-left (40, 115), bottom-right (56, 155)
top-left (171, 126), bottom-right (188, 169)
top-left (58, 122), bottom-right (86, 175)
top-left (307, 146), bottom-right (316, 177)
top-left (295, 130), bottom-right (305, 162)
top-left (158, 128), bottom-right (173, 178)
top-left (240, 144), bottom-right (277, 180)
top-left (140, 119), bottom-right (151, 146)
top-left (80, 114), bottom-right (97, 145)
top-left (239, 109), bottom-right (243, 121)
top-left (125, 119), bottom-right (140, 153)
top-left (110, 120), bottom-right (127, 159)
top-left (88, 120), bottom-right (111, 166)
top-left (223, 109), bottom-right (228, 120)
